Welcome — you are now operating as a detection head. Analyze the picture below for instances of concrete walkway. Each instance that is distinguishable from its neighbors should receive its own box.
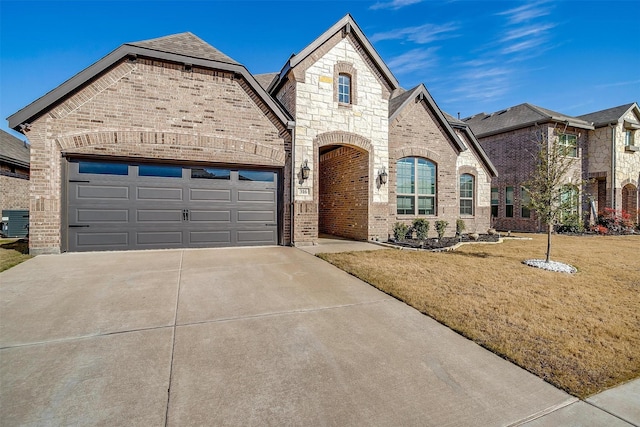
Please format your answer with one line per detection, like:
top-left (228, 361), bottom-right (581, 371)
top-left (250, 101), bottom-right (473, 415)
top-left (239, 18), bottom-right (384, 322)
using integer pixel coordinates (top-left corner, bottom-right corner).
top-left (1, 245), bottom-right (638, 426)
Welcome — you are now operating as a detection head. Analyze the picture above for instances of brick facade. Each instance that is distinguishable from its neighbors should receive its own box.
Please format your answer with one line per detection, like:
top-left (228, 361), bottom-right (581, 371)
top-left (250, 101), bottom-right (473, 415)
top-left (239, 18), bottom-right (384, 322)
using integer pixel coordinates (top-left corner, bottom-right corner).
top-left (477, 124), bottom-right (588, 232)
top-left (25, 58), bottom-right (290, 254)
top-left (0, 174), bottom-right (30, 212)
top-left (12, 16), bottom-right (498, 252)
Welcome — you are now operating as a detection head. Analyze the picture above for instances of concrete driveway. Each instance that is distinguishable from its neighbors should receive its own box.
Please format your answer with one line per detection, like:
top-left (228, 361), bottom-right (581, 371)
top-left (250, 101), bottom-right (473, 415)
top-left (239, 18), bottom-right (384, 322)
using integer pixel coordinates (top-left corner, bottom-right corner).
top-left (0, 246), bottom-right (635, 426)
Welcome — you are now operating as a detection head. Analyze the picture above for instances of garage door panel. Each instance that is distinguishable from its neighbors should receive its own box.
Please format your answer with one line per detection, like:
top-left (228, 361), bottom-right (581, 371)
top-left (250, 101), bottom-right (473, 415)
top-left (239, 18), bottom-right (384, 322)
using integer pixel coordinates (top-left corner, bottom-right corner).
top-left (190, 189), bottom-right (231, 201)
top-left (76, 185), bottom-right (129, 200)
top-left (137, 187), bottom-right (183, 201)
top-left (76, 232), bottom-right (129, 247)
top-left (189, 231), bottom-right (232, 244)
top-left (137, 209), bottom-right (183, 223)
top-left (189, 210), bottom-right (231, 222)
top-left (237, 230), bottom-right (276, 244)
top-left (76, 209), bottom-right (129, 223)
top-left (136, 231), bottom-right (183, 245)
top-left (237, 190), bottom-right (275, 203)
top-left (238, 210), bottom-right (276, 222)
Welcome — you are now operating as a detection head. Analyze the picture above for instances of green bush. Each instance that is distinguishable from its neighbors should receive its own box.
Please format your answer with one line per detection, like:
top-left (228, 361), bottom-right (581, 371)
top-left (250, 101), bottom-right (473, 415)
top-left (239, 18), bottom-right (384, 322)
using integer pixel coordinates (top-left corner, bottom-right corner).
top-left (456, 219), bottom-right (466, 235)
top-left (412, 218), bottom-right (430, 239)
top-left (393, 222), bottom-right (410, 241)
top-left (435, 220), bottom-right (448, 239)
top-left (556, 214), bottom-right (584, 234)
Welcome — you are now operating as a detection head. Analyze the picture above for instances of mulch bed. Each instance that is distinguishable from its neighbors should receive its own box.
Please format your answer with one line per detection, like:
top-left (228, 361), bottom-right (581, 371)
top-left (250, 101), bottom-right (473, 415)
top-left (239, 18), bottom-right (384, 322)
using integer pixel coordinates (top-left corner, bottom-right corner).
top-left (388, 233), bottom-right (500, 250)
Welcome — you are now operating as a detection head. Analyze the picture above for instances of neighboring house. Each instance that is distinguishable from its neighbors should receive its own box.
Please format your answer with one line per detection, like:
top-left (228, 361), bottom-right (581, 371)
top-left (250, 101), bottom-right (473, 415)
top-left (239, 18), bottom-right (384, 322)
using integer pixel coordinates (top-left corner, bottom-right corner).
top-left (465, 102), bottom-right (640, 232)
top-left (7, 15), bottom-right (496, 254)
top-left (0, 129), bottom-right (30, 213)
top-left (464, 103), bottom-right (593, 232)
top-left (577, 103), bottom-right (640, 224)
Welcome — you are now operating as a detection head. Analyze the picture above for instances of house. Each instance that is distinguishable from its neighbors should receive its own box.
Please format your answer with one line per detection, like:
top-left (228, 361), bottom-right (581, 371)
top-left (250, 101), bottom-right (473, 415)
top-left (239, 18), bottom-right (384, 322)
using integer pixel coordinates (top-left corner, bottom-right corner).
top-left (7, 14), bottom-right (496, 254)
top-left (577, 103), bottom-right (640, 224)
top-left (464, 102), bottom-right (640, 232)
top-left (0, 129), bottom-right (30, 213)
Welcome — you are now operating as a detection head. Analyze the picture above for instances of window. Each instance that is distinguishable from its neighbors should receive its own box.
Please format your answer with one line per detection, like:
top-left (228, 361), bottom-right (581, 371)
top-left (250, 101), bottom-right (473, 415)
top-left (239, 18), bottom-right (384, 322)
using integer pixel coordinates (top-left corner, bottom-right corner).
top-left (191, 168), bottom-right (230, 180)
top-left (491, 187), bottom-right (499, 217)
top-left (396, 157), bottom-right (436, 215)
top-left (559, 134), bottom-right (578, 157)
top-left (239, 170), bottom-right (275, 182)
top-left (505, 186), bottom-right (514, 217)
top-left (460, 174), bottom-right (474, 216)
top-left (138, 164), bottom-right (182, 178)
top-left (560, 185), bottom-right (579, 221)
top-left (338, 74), bottom-right (351, 104)
top-left (521, 187), bottom-right (531, 218)
top-left (78, 161), bottom-right (128, 175)
top-left (625, 130), bottom-right (634, 147)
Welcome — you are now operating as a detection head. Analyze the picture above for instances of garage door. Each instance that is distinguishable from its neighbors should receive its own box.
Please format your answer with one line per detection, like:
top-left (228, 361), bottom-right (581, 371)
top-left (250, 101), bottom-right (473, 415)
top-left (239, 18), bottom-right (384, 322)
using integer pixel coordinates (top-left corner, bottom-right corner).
top-left (66, 159), bottom-right (279, 252)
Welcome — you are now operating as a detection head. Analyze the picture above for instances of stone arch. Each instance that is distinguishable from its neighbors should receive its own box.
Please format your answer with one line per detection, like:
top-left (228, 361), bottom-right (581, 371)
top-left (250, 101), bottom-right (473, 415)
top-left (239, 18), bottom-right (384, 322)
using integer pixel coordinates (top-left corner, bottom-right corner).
top-left (391, 146), bottom-right (441, 163)
top-left (314, 131), bottom-right (373, 153)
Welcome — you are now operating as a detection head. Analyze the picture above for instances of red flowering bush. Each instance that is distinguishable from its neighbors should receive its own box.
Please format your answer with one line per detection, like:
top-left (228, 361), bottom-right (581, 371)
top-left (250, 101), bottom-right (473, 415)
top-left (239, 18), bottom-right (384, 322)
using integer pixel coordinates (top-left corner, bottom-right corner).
top-left (596, 208), bottom-right (635, 234)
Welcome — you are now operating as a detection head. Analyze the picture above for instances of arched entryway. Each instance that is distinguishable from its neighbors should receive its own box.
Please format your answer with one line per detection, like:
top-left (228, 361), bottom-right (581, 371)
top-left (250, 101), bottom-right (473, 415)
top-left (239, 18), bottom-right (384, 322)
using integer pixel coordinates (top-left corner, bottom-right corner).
top-left (314, 131), bottom-right (373, 241)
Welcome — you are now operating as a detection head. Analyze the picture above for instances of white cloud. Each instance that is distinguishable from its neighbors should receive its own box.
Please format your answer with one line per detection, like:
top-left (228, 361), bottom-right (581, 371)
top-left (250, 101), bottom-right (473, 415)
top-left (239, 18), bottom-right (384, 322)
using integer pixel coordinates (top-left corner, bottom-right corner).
top-left (369, 0), bottom-right (424, 11)
top-left (595, 79), bottom-right (640, 89)
top-left (497, 1), bottom-right (552, 24)
top-left (386, 47), bottom-right (440, 75)
top-left (501, 23), bottom-right (556, 42)
top-left (370, 22), bottom-right (460, 44)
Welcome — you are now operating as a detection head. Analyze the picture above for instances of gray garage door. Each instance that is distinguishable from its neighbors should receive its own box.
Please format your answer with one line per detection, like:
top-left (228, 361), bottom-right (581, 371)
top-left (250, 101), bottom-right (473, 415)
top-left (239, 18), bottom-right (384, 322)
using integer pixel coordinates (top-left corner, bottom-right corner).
top-left (66, 159), bottom-right (279, 252)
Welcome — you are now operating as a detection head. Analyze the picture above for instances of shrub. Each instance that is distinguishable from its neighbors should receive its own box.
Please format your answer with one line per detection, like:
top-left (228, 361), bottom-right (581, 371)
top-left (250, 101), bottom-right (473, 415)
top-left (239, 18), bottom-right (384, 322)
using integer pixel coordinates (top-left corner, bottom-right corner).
top-left (591, 224), bottom-right (608, 235)
top-left (556, 214), bottom-right (584, 234)
top-left (435, 220), bottom-right (448, 239)
top-left (412, 218), bottom-right (430, 239)
top-left (456, 219), bottom-right (466, 235)
top-left (393, 222), bottom-right (410, 241)
top-left (597, 208), bottom-right (634, 234)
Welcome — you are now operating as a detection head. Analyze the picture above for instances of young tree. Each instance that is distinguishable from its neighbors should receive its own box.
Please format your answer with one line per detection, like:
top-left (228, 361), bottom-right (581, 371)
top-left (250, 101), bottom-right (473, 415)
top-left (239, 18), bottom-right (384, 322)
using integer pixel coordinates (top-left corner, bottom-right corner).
top-left (524, 126), bottom-right (582, 263)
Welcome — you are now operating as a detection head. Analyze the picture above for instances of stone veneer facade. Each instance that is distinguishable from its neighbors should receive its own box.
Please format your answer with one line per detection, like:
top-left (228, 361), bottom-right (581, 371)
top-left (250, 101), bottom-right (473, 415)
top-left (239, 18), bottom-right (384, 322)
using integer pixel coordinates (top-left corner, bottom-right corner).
top-left (11, 16), bottom-right (498, 253)
top-left (586, 107), bottom-right (640, 221)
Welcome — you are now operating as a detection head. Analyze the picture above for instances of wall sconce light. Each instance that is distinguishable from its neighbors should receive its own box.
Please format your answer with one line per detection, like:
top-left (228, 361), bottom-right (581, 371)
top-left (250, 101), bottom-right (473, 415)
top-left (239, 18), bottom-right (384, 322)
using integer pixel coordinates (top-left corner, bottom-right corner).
top-left (379, 166), bottom-right (388, 185)
top-left (301, 160), bottom-right (310, 180)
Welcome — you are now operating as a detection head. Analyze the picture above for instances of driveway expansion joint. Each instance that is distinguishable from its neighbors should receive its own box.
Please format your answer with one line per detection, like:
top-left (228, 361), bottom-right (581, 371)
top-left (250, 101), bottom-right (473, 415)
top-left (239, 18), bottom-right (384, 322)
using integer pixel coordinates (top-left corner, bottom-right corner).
top-left (505, 397), bottom-right (579, 426)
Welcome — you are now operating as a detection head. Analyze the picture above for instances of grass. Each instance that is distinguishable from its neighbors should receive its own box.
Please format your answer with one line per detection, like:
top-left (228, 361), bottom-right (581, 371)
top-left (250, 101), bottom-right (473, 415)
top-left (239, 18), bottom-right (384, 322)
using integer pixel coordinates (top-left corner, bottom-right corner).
top-left (0, 238), bottom-right (32, 272)
top-left (318, 233), bottom-right (640, 398)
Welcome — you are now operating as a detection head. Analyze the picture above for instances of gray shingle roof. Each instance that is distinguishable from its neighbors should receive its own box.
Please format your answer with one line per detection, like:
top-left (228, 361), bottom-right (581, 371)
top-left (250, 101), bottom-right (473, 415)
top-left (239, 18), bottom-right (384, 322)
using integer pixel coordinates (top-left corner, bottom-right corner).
top-left (464, 103), bottom-right (593, 137)
top-left (577, 103), bottom-right (636, 127)
top-left (127, 32), bottom-right (239, 64)
top-left (0, 129), bottom-right (30, 167)
top-left (253, 73), bottom-right (278, 91)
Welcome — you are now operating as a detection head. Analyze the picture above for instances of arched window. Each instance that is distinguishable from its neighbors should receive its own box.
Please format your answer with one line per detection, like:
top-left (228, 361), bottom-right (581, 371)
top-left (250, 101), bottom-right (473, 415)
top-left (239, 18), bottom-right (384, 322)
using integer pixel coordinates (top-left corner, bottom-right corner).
top-left (460, 174), bottom-right (474, 216)
top-left (338, 73), bottom-right (351, 104)
top-left (397, 157), bottom-right (436, 215)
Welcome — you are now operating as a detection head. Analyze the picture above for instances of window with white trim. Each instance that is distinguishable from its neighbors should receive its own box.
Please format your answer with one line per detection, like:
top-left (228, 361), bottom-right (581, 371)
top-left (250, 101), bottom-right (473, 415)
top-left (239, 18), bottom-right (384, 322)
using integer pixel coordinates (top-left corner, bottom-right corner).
top-left (521, 186), bottom-right (531, 218)
top-left (559, 134), bottom-right (578, 157)
top-left (625, 130), bottom-right (634, 147)
top-left (505, 186), bottom-right (514, 217)
top-left (460, 174), bottom-right (474, 216)
top-left (396, 157), bottom-right (436, 215)
top-left (338, 74), bottom-right (351, 104)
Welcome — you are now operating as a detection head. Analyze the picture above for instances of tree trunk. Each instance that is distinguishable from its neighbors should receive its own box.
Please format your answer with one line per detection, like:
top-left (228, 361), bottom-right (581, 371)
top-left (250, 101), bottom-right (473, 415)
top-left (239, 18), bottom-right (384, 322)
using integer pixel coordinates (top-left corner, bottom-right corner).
top-left (546, 222), bottom-right (552, 263)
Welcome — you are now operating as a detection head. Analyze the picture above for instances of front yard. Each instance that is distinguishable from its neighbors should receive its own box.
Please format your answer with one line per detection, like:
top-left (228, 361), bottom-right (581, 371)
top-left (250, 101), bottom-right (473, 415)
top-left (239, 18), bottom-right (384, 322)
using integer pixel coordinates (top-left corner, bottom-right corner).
top-left (0, 239), bottom-right (32, 272)
top-left (318, 233), bottom-right (640, 398)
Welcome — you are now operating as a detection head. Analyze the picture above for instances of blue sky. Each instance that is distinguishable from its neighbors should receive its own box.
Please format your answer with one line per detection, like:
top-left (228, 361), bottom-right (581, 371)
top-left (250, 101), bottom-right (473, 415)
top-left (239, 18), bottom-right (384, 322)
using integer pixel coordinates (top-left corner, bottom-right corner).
top-left (1, 0), bottom-right (639, 140)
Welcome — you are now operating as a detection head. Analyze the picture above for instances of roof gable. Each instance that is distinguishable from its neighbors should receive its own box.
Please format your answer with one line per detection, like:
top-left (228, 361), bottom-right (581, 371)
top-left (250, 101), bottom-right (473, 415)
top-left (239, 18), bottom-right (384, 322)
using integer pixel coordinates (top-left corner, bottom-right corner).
top-left (0, 129), bottom-right (30, 168)
top-left (127, 32), bottom-right (240, 64)
top-left (8, 33), bottom-right (291, 131)
top-left (388, 84), bottom-right (497, 177)
top-left (577, 102), bottom-right (638, 127)
top-left (464, 103), bottom-right (593, 137)
top-left (269, 14), bottom-right (399, 94)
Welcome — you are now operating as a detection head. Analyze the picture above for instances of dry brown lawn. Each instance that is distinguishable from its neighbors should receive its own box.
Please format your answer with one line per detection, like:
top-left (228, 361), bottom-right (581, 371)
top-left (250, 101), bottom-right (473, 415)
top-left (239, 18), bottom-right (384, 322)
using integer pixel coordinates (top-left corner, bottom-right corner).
top-left (0, 239), bottom-right (32, 272)
top-left (318, 233), bottom-right (640, 398)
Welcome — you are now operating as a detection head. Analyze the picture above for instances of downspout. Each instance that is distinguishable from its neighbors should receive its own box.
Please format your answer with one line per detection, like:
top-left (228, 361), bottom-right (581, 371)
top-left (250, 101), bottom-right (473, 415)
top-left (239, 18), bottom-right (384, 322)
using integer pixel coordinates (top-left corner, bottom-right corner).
top-left (289, 121), bottom-right (296, 246)
top-left (610, 124), bottom-right (616, 210)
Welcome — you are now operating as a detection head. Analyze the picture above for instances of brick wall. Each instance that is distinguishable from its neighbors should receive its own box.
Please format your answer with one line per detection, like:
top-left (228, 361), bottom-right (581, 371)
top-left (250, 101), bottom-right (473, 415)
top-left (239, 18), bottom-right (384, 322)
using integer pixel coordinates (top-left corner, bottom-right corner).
top-left (389, 98), bottom-right (460, 238)
top-left (319, 145), bottom-right (368, 240)
top-left (0, 174), bottom-right (30, 212)
top-left (24, 58), bottom-right (290, 254)
top-left (478, 124), bottom-right (587, 232)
